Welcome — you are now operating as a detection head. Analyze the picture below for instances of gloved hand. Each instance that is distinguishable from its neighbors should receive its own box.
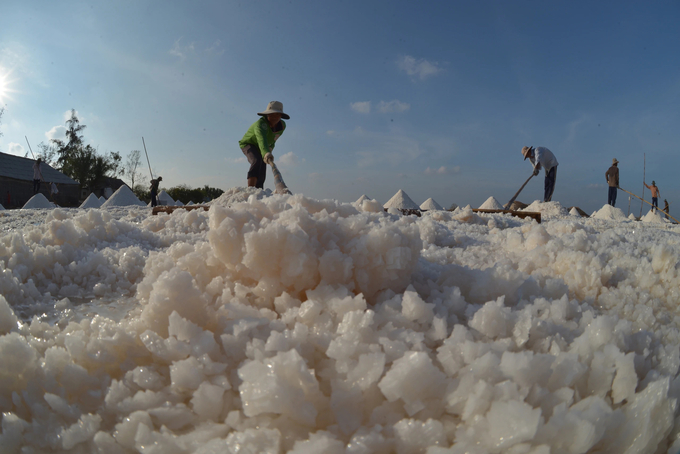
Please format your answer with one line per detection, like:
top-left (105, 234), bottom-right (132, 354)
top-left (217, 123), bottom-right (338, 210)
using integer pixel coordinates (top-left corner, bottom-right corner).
top-left (532, 168), bottom-right (539, 176)
top-left (264, 152), bottom-right (274, 164)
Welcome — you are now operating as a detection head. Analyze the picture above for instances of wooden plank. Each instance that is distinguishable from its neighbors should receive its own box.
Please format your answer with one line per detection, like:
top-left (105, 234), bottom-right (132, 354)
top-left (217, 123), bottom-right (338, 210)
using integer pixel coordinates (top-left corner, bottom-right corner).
top-left (473, 208), bottom-right (541, 223)
top-left (152, 205), bottom-right (210, 215)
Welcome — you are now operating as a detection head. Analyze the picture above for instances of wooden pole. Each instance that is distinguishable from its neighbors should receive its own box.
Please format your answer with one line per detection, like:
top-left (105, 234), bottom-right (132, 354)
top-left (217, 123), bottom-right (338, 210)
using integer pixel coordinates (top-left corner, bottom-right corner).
top-left (25, 136), bottom-right (36, 159)
top-left (142, 137), bottom-right (153, 180)
top-left (640, 153), bottom-right (645, 218)
top-left (627, 195), bottom-right (631, 217)
top-left (620, 187), bottom-right (679, 224)
top-left (504, 173), bottom-right (534, 210)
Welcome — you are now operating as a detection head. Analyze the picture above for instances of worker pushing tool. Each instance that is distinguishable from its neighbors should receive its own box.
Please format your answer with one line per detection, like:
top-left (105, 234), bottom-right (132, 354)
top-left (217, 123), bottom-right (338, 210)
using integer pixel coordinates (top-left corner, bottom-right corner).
top-left (644, 180), bottom-right (660, 212)
top-left (239, 101), bottom-right (291, 193)
top-left (521, 146), bottom-right (559, 202)
top-left (605, 158), bottom-right (620, 207)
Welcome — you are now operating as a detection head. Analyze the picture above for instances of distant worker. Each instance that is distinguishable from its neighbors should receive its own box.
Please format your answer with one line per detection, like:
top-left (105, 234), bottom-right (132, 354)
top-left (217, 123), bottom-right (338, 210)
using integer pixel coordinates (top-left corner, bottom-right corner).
top-left (50, 182), bottom-right (59, 203)
top-left (239, 101), bottom-right (289, 189)
top-left (32, 158), bottom-right (44, 194)
top-left (664, 199), bottom-right (670, 220)
top-left (150, 176), bottom-right (162, 207)
top-left (522, 146), bottom-right (559, 202)
top-left (644, 180), bottom-right (660, 212)
top-left (605, 158), bottom-right (619, 206)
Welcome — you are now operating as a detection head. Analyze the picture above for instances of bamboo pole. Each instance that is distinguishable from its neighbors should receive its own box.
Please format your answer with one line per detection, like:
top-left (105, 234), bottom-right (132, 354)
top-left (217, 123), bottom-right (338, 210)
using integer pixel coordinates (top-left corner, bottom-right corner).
top-left (25, 136), bottom-right (36, 159)
top-left (620, 187), bottom-right (679, 224)
top-left (142, 137), bottom-right (153, 180)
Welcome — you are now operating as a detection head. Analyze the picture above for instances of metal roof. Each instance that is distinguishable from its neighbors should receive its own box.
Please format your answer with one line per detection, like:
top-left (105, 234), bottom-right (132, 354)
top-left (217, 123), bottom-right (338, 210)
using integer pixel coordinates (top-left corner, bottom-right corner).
top-left (0, 152), bottom-right (79, 185)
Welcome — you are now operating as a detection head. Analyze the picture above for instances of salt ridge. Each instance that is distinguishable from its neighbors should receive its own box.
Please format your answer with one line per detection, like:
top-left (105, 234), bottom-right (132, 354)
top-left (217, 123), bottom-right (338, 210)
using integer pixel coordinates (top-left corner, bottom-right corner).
top-left (1, 187), bottom-right (679, 452)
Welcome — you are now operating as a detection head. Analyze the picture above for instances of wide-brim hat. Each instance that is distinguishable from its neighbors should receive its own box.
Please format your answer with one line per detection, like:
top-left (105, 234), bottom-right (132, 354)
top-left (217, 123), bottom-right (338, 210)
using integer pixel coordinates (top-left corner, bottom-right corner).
top-left (613, 158), bottom-right (619, 165)
top-left (521, 146), bottom-right (534, 160)
top-left (258, 101), bottom-right (290, 120)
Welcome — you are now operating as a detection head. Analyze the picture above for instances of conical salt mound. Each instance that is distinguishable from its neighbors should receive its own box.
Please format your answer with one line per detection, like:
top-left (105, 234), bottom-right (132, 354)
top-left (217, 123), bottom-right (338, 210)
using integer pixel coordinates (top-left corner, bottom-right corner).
top-left (642, 209), bottom-right (666, 224)
top-left (0, 204), bottom-right (4, 210)
top-left (383, 189), bottom-right (419, 210)
top-left (628, 213), bottom-right (637, 220)
top-left (479, 196), bottom-right (504, 210)
top-left (80, 193), bottom-right (102, 209)
top-left (448, 202), bottom-right (458, 211)
top-left (187, 201), bottom-right (195, 206)
top-left (101, 185), bottom-right (146, 208)
top-left (593, 204), bottom-right (627, 221)
top-left (420, 198), bottom-right (443, 211)
top-left (22, 193), bottom-right (53, 209)
top-left (355, 195), bottom-right (370, 205)
top-left (158, 190), bottom-right (174, 206)
top-left (175, 199), bottom-right (184, 206)
top-left (99, 196), bottom-right (106, 203)
top-left (569, 207), bottom-right (581, 216)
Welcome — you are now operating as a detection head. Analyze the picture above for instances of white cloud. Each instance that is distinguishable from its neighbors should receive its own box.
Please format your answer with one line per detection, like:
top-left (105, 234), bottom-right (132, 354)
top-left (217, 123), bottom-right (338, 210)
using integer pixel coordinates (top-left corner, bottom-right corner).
top-left (278, 152), bottom-right (298, 166)
top-left (350, 101), bottom-right (371, 114)
top-left (424, 166), bottom-right (459, 175)
top-left (588, 183), bottom-right (605, 190)
top-left (398, 55), bottom-right (442, 80)
top-left (169, 38), bottom-right (196, 60)
top-left (46, 125), bottom-right (66, 141)
top-left (170, 38), bottom-right (223, 60)
top-left (7, 142), bottom-right (24, 156)
top-left (377, 100), bottom-right (410, 113)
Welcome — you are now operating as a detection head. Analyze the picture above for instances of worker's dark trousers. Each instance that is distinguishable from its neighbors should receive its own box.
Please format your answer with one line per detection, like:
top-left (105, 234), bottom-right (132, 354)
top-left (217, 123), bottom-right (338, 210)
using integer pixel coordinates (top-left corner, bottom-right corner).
top-left (544, 166), bottom-right (557, 202)
top-left (33, 179), bottom-right (41, 194)
top-left (608, 186), bottom-right (617, 207)
top-left (652, 197), bottom-right (658, 212)
top-left (242, 145), bottom-right (267, 189)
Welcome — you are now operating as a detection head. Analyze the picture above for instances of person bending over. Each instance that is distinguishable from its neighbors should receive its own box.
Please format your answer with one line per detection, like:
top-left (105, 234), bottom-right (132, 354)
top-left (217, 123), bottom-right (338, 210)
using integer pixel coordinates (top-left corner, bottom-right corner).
top-left (238, 101), bottom-right (289, 189)
top-left (521, 146), bottom-right (559, 202)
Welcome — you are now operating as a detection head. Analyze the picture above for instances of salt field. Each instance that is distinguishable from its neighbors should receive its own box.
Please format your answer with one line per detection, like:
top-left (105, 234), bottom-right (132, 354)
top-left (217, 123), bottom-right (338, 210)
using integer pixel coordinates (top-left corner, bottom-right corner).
top-left (1, 187), bottom-right (679, 453)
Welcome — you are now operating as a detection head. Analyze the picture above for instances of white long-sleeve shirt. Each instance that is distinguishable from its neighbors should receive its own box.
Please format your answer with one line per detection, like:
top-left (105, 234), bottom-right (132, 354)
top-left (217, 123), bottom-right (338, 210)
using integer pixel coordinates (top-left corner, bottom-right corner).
top-left (529, 147), bottom-right (558, 175)
top-left (33, 162), bottom-right (43, 180)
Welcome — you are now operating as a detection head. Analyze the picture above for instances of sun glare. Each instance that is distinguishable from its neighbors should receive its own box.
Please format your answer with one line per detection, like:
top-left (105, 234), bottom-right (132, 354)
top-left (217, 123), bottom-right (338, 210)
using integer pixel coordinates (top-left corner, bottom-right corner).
top-left (0, 67), bottom-right (17, 105)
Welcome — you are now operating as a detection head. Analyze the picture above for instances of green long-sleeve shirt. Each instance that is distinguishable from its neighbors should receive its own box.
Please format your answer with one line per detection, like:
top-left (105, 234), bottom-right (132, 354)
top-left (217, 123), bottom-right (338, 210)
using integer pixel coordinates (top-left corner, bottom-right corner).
top-left (239, 117), bottom-right (286, 158)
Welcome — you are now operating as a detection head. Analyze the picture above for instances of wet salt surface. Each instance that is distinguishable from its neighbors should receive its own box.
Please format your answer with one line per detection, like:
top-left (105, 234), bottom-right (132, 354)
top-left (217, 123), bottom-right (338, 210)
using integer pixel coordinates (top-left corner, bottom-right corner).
top-left (1, 190), bottom-right (680, 453)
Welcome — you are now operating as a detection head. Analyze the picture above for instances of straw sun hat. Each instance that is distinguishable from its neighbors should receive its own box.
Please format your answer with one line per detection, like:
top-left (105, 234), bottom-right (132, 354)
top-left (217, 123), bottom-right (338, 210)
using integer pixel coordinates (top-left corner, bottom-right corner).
top-left (521, 146), bottom-right (534, 160)
top-left (258, 101), bottom-right (290, 120)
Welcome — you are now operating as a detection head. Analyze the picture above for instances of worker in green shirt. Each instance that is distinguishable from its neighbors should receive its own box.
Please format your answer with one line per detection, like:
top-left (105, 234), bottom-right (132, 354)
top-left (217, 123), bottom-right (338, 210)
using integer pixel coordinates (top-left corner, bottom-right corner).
top-left (239, 101), bottom-right (289, 189)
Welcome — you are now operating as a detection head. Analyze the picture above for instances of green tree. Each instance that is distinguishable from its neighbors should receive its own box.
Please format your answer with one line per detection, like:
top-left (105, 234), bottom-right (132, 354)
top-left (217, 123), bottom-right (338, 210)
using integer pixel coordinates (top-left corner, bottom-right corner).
top-left (51, 109), bottom-right (85, 171)
top-left (201, 185), bottom-right (224, 201)
top-left (49, 110), bottom-right (123, 190)
top-left (36, 141), bottom-right (58, 166)
top-left (133, 184), bottom-right (150, 203)
top-left (166, 184), bottom-right (224, 204)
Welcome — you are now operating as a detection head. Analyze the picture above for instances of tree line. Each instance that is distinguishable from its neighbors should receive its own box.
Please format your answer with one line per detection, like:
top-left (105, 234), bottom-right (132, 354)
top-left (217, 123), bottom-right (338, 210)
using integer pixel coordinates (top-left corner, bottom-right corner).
top-left (32, 109), bottom-right (223, 203)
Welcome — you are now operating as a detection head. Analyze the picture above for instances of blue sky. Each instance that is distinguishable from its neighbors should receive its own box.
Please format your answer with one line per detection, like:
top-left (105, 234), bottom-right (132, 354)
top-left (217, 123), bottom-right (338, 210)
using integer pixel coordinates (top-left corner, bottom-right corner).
top-left (1, 1), bottom-right (679, 214)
